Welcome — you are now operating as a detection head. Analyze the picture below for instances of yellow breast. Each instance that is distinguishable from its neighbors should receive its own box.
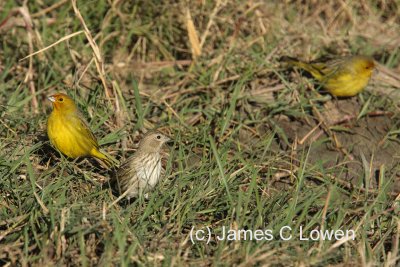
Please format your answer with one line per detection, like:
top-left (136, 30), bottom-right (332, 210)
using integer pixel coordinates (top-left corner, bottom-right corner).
top-left (324, 72), bottom-right (371, 97)
top-left (47, 111), bottom-right (96, 159)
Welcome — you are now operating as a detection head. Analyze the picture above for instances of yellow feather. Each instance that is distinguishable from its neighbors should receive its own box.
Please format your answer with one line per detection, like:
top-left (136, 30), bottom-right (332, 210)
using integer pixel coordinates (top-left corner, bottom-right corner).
top-left (47, 93), bottom-right (113, 167)
top-left (282, 55), bottom-right (375, 97)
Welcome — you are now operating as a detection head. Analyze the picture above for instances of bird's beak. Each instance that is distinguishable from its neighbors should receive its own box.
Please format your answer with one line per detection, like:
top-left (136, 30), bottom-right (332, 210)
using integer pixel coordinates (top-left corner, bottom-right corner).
top-left (48, 96), bottom-right (55, 102)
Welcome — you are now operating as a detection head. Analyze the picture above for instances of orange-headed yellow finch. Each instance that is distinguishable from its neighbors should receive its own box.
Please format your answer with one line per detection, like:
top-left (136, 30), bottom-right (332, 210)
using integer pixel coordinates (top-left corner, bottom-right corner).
top-left (282, 55), bottom-right (375, 97)
top-left (115, 131), bottom-right (170, 199)
top-left (47, 93), bottom-right (113, 166)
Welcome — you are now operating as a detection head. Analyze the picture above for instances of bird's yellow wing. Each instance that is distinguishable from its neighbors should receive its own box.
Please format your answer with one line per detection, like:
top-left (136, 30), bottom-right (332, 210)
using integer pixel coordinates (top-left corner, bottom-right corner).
top-left (66, 113), bottom-right (99, 149)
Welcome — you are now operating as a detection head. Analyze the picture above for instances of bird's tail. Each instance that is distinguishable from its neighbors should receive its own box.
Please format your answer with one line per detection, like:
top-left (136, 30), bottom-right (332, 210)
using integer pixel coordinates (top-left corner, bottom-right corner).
top-left (280, 56), bottom-right (323, 80)
top-left (280, 56), bottom-right (310, 70)
top-left (92, 149), bottom-right (118, 169)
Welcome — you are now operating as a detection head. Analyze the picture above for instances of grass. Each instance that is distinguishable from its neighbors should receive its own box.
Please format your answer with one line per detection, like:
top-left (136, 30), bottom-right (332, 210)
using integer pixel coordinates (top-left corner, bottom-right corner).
top-left (1, 0), bottom-right (400, 266)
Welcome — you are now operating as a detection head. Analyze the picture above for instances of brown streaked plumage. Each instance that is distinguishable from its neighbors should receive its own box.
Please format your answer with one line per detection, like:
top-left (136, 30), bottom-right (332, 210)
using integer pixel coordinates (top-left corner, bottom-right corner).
top-left (115, 131), bottom-right (170, 199)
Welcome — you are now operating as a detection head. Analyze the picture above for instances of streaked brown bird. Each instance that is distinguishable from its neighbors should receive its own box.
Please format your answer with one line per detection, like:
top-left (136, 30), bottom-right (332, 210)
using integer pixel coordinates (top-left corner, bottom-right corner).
top-left (115, 131), bottom-right (171, 199)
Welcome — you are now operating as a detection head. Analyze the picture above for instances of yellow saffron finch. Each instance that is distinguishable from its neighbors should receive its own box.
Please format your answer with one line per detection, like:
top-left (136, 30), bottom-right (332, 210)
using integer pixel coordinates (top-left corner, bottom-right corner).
top-left (115, 131), bottom-right (170, 199)
top-left (282, 55), bottom-right (375, 97)
top-left (47, 93), bottom-right (113, 167)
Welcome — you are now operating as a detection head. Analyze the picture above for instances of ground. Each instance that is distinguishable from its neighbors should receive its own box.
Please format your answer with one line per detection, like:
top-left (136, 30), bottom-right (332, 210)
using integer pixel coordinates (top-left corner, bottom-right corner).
top-left (0, 0), bottom-right (399, 266)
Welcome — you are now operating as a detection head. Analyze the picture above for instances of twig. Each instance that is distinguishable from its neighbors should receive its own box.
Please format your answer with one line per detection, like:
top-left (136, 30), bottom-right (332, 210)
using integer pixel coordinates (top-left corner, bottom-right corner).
top-left (19, 5), bottom-right (38, 113)
top-left (20, 30), bottom-right (85, 61)
top-left (310, 100), bottom-right (354, 160)
top-left (199, 0), bottom-right (225, 48)
top-left (298, 121), bottom-right (322, 145)
top-left (31, 0), bottom-right (69, 18)
top-left (71, 0), bottom-right (110, 99)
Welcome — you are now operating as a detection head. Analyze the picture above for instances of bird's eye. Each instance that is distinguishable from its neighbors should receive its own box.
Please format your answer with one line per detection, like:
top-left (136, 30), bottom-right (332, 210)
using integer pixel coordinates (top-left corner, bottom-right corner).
top-left (156, 135), bottom-right (161, 139)
top-left (59, 98), bottom-right (64, 102)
